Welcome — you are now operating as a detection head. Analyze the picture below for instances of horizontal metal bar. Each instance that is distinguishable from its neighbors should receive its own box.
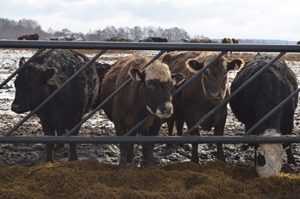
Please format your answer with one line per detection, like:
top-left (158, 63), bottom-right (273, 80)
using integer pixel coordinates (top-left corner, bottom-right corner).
top-left (0, 135), bottom-right (299, 144)
top-left (1, 40), bottom-right (300, 52)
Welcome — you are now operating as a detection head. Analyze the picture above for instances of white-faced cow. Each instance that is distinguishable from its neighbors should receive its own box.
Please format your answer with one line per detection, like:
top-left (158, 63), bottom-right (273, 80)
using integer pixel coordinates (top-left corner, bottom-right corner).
top-left (162, 51), bottom-right (244, 163)
top-left (11, 49), bottom-right (101, 162)
top-left (101, 54), bottom-right (185, 169)
top-left (230, 54), bottom-right (298, 177)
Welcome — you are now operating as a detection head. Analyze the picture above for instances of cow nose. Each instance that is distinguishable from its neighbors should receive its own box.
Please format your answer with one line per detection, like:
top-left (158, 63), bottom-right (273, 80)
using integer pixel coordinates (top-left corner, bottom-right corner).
top-left (161, 104), bottom-right (170, 113)
top-left (209, 92), bottom-right (222, 101)
top-left (159, 102), bottom-right (173, 115)
top-left (11, 104), bottom-right (21, 113)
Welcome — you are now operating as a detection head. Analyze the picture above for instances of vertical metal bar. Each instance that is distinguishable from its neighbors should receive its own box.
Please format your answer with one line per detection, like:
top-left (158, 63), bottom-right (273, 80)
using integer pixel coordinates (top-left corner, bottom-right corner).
top-left (184, 52), bottom-right (286, 136)
top-left (65, 50), bottom-right (166, 136)
top-left (0, 48), bottom-right (46, 89)
top-left (244, 88), bottom-right (299, 136)
top-left (123, 51), bottom-right (227, 137)
top-left (4, 49), bottom-right (108, 136)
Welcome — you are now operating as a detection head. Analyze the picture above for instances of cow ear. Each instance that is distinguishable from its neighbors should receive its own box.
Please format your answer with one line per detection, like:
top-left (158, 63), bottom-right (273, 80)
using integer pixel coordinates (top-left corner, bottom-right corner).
top-left (227, 59), bottom-right (244, 71)
top-left (19, 57), bottom-right (26, 67)
top-left (129, 68), bottom-right (145, 81)
top-left (171, 73), bottom-right (185, 86)
top-left (43, 68), bottom-right (58, 84)
top-left (186, 59), bottom-right (204, 72)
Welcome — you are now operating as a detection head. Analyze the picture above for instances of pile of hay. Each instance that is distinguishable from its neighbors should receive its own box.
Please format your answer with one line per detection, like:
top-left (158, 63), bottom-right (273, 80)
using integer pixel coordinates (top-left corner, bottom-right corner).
top-left (0, 160), bottom-right (299, 199)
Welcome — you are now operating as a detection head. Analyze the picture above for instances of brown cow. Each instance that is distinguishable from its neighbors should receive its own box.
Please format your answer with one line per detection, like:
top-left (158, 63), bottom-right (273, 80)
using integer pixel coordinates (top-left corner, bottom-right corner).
top-left (101, 54), bottom-right (185, 169)
top-left (221, 38), bottom-right (238, 57)
top-left (162, 51), bottom-right (244, 163)
top-left (17, 33), bottom-right (40, 40)
top-left (221, 37), bottom-right (233, 44)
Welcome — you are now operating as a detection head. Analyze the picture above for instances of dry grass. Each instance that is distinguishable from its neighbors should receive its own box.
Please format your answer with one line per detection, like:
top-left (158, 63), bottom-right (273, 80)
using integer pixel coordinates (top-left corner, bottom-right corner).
top-left (0, 160), bottom-right (299, 199)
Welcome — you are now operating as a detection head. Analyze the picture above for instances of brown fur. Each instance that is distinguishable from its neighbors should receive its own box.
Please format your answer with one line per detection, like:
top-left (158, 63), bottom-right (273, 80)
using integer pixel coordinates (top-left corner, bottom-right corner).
top-left (17, 33), bottom-right (40, 40)
top-left (101, 54), bottom-right (184, 169)
top-left (221, 38), bottom-right (238, 56)
top-left (162, 51), bottom-right (244, 163)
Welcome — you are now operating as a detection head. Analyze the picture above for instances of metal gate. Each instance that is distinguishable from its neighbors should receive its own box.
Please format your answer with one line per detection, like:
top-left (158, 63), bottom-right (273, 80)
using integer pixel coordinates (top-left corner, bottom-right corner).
top-left (0, 40), bottom-right (300, 145)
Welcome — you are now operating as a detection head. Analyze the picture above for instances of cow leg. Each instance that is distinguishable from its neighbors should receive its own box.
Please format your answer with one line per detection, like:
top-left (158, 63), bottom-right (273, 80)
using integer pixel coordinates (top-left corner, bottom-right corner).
top-left (127, 132), bottom-right (137, 163)
top-left (213, 107), bottom-right (227, 163)
top-left (69, 129), bottom-right (79, 161)
top-left (186, 122), bottom-right (200, 163)
top-left (115, 122), bottom-right (129, 169)
top-left (166, 119), bottom-right (174, 148)
top-left (281, 116), bottom-right (297, 166)
top-left (127, 144), bottom-right (134, 163)
top-left (176, 121), bottom-right (184, 147)
top-left (41, 119), bottom-right (55, 162)
top-left (286, 146), bottom-right (297, 166)
top-left (54, 130), bottom-right (64, 151)
top-left (143, 120), bottom-right (161, 167)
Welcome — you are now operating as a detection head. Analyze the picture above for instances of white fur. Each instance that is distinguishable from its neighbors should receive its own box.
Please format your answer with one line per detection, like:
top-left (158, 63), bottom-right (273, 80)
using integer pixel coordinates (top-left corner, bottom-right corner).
top-left (145, 60), bottom-right (171, 82)
top-left (256, 129), bottom-right (284, 178)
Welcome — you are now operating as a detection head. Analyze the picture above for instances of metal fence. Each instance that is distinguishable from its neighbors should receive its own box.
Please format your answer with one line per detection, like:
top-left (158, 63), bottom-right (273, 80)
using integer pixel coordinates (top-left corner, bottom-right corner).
top-left (0, 40), bottom-right (300, 144)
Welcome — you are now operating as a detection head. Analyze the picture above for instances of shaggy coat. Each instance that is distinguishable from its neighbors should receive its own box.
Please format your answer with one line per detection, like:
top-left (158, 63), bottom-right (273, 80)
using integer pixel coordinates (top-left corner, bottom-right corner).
top-left (12, 49), bottom-right (100, 162)
top-left (230, 54), bottom-right (298, 176)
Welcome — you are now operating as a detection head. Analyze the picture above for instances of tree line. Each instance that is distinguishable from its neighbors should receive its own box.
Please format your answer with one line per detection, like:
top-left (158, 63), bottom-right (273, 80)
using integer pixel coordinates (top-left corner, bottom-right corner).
top-left (0, 18), bottom-right (194, 42)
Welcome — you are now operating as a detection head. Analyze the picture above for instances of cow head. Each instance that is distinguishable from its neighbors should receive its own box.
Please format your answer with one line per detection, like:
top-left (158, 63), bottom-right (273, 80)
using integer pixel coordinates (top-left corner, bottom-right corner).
top-left (129, 60), bottom-right (185, 119)
top-left (255, 129), bottom-right (284, 178)
top-left (11, 57), bottom-right (58, 113)
top-left (186, 54), bottom-right (244, 103)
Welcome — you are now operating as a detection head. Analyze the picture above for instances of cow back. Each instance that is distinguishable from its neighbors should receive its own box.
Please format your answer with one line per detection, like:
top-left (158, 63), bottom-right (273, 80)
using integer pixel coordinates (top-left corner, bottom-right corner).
top-left (230, 54), bottom-right (298, 135)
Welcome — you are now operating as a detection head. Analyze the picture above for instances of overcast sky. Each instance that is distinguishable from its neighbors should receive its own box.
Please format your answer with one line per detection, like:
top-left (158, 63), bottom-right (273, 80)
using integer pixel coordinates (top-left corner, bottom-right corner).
top-left (1, 0), bottom-right (300, 41)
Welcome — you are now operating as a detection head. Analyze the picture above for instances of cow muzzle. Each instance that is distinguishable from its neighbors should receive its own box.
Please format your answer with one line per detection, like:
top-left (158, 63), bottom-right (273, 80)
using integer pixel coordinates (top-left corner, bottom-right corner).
top-left (11, 104), bottom-right (23, 113)
top-left (146, 101), bottom-right (173, 119)
top-left (255, 143), bottom-right (284, 178)
top-left (207, 91), bottom-right (224, 102)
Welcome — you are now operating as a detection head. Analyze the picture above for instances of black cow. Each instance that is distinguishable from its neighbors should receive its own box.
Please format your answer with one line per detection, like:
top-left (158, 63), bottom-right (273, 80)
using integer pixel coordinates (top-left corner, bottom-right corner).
top-left (101, 54), bottom-right (184, 169)
top-left (139, 37), bottom-right (168, 42)
top-left (11, 49), bottom-right (100, 162)
top-left (230, 54), bottom-right (298, 177)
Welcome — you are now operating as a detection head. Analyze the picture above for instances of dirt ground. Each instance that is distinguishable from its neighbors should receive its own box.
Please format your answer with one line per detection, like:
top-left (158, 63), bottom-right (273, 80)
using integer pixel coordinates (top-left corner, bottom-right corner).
top-left (0, 49), bottom-right (299, 198)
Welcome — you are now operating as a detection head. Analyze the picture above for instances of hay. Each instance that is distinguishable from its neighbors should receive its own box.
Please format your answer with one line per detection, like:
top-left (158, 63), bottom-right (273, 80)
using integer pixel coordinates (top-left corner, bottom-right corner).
top-left (0, 160), bottom-right (299, 199)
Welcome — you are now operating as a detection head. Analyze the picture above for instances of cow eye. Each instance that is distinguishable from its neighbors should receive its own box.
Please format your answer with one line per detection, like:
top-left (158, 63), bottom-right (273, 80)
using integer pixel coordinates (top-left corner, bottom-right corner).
top-left (147, 81), bottom-right (154, 87)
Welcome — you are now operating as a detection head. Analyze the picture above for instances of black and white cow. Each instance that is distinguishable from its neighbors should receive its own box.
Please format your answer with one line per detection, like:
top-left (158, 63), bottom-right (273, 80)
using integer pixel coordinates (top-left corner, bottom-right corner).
top-left (230, 54), bottom-right (298, 177)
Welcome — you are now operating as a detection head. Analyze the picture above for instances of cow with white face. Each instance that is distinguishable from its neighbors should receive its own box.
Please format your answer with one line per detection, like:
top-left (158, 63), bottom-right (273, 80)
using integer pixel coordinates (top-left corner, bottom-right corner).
top-left (230, 54), bottom-right (298, 177)
top-left (101, 54), bottom-right (185, 169)
top-left (256, 129), bottom-right (285, 177)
